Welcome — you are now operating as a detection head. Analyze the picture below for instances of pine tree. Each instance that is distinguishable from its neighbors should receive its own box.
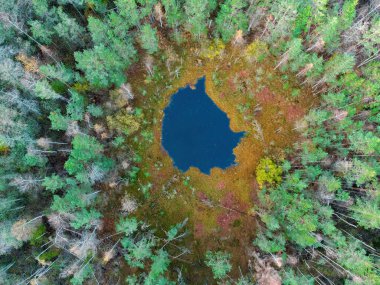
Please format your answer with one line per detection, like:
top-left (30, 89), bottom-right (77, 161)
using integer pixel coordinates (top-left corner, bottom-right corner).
top-left (42, 174), bottom-right (66, 193)
top-left (54, 7), bottom-right (85, 47)
top-left (39, 63), bottom-right (77, 83)
top-left (29, 20), bottom-right (54, 44)
top-left (205, 251), bottom-right (232, 280)
top-left (162, 0), bottom-right (183, 30)
top-left (139, 24), bottom-right (159, 54)
top-left (348, 130), bottom-right (380, 155)
top-left (75, 45), bottom-right (127, 88)
top-left (184, 0), bottom-right (216, 39)
top-left (34, 79), bottom-right (64, 100)
top-left (114, 0), bottom-right (142, 28)
top-left (351, 197), bottom-right (380, 229)
top-left (64, 134), bottom-right (114, 182)
top-left (71, 208), bottom-right (102, 229)
top-left (0, 221), bottom-right (23, 255)
top-left (66, 90), bottom-right (85, 121)
top-left (340, 0), bottom-right (358, 30)
top-left (49, 110), bottom-right (69, 130)
top-left (293, 2), bottom-right (312, 37)
top-left (215, 0), bottom-right (248, 42)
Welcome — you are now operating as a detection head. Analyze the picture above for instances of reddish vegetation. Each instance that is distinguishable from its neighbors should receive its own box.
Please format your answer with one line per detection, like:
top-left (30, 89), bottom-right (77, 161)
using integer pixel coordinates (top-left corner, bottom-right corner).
top-left (217, 181), bottom-right (226, 190)
top-left (197, 191), bottom-right (209, 203)
top-left (217, 212), bottom-right (240, 232)
top-left (251, 179), bottom-right (259, 191)
top-left (228, 77), bottom-right (237, 92)
top-left (256, 87), bottom-right (305, 123)
top-left (239, 70), bottom-right (250, 78)
top-left (216, 193), bottom-right (247, 233)
top-left (283, 104), bottom-right (305, 122)
top-left (194, 222), bottom-right (205, 238)
top-left (256, 87), bottom-right (276, 104)
top-left (333, 109), bottom-right (348, 121)
top-left (221, 192), bottom-right (240, 209)
top-left (154, 128), bottom-right (161, 141)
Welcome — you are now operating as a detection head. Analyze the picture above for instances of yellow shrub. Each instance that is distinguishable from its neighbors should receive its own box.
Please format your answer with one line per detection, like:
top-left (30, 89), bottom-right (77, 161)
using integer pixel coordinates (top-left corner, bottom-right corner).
top-left (72, 82), bottom-right (90, 93)
top-left (202, 39), bottom-right (225, 60)
top-left (106, 110), bottom-right (140, 136)
top-left (245, 40), bottom-right (268, 62)
top-left (255, 157), bottom-right (282, 189)
top-left (0, 144), bottom-right (9, 155)
top-left (16, 53), bottom-right (39, 73)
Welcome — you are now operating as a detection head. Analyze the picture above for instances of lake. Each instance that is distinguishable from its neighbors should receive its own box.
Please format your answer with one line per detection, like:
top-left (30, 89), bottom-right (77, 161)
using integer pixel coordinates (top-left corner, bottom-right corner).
top-left (162, 76), bottom-right (245, 174)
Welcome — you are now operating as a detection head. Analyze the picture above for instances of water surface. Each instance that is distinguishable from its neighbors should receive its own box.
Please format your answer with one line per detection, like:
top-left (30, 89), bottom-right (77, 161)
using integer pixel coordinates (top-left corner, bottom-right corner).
top-left (162, 77), bottom-right (244, 174)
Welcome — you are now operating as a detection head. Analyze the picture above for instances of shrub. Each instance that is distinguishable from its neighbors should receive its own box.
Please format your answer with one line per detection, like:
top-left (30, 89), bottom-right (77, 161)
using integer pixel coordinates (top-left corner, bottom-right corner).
top-left (205, 251), bottom-right (232, 280)
top-left (255, 158), bottom-right (283, 189)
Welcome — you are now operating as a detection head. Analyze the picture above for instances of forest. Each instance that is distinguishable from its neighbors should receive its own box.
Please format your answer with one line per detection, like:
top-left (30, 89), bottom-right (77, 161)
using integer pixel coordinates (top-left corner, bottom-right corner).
top-left (0, 0), bottom-right (379, 284)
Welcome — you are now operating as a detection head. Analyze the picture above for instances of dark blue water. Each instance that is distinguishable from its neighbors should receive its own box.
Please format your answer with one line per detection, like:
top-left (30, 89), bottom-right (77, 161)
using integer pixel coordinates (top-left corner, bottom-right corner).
top-left (162, 77), bottom-right (245, 174)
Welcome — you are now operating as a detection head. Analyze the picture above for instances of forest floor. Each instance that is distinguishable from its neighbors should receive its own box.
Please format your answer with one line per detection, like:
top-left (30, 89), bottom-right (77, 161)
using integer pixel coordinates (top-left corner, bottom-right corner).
top-left (106, 40), bottom-right (317, 281)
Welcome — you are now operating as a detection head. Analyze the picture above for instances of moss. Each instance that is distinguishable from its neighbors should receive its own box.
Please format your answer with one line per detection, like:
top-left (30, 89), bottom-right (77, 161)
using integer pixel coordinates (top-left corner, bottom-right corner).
top-left (50, 79), bottom-right (67, 94)
top-left (30, 224), bottom-right (47, 247)
top-left (39, 248), bottom-right (60, 261)
top-left (232, 219), bottom-right (241, 227)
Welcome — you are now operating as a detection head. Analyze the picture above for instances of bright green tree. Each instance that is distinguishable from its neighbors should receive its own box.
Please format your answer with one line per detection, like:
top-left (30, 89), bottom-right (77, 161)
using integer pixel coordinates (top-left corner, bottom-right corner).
top-left (64, 134), bottom-right (114, 182)
top-left (71, 208), bottom-right (102, 229)
top-left (293, 2), bottom-right (312, 37)
top-left (42, 174), bottom-right (66, 193)
top-left (205, 251), bottom-right (232, 280)
top-left (351, 197), bottom-right (380, 229)
top-left (145, 250), bottom-right (172, 284)
top-left (75, 45), bottom-right (127, 88)
top-left (139, 24), bottom-right (159, 54)
top-left (348, 130), bottom-right (380, 155)
top-left (49, 110), bottom-right (69, 130)
top-left (29, 20), bottom-right (54, 44)
top-left (34, 79), bottom-right (64, 100)
top-left (66, 90), bottom-right (85, 121)
top-left (39, 63), bottom-right (77, 83)
top-left (162, 0), bottom-right (183, 29)
top-left (282, 269), bottom-right (314, 285)
top-left (54, 7), bottom-right (85, 46)
top-left (340, 0), bottom-right (358, 30)
top-left (215, 0), bottom-right (248, 42)
top-left (184, 0), bottom-right (216, 39)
